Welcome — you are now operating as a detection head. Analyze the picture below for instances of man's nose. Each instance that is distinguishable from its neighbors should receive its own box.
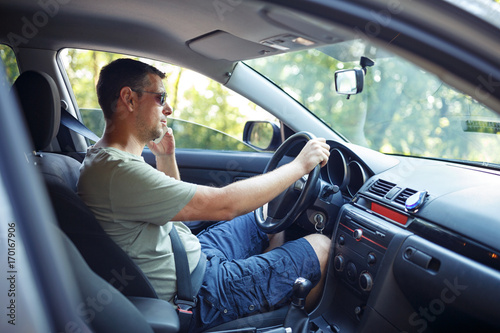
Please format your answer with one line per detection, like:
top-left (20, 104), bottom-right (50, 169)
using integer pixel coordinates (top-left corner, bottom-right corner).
top-left (163, 102), bottom-right (173, 116)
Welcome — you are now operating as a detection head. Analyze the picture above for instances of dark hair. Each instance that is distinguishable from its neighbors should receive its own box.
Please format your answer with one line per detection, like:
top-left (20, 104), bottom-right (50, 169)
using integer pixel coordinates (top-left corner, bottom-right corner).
top-left (96, 58), bottom-right (165, 119)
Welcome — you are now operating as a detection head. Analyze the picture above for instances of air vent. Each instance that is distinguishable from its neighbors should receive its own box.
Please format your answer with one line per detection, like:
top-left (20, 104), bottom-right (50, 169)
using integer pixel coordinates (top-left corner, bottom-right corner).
top-left (394, 188), bottom-right (418, 205)
top-left (368, 179), bottom-right (396, 197)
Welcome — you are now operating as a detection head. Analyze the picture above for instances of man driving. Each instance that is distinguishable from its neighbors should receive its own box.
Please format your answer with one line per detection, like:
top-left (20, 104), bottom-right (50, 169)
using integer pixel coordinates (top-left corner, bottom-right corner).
top-left (77, 58), bottom-right (331, 332)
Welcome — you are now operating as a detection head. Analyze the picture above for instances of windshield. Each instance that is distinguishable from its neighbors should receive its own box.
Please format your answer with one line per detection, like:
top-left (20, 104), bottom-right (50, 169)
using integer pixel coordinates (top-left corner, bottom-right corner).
top-left (245, 39), bottom-right (500, 167)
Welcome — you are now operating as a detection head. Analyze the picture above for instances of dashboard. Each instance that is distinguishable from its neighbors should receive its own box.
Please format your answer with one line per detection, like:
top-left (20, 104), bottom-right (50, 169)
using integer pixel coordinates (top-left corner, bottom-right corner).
top-left (325, 147), bottom-right (368, 198)
top-left (307, 141), bottom-right (500, 332)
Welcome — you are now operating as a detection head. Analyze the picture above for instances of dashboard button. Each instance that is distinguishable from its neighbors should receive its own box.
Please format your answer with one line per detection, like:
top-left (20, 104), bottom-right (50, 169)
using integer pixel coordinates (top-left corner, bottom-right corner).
top-left (353, 228), bottom-right (363, 241)
top-left (338, 235), bottom-right (345, 245)
top-left (334, 255), bottom-right (345, 272)
top-left (359, 271), bottom-right (373, 292)
top-left (367, 252), bottom-right (377, 265)
top-left (346, 262), bottom-right (357, 283)
top-left (354, 305), bottom-right (365, 319)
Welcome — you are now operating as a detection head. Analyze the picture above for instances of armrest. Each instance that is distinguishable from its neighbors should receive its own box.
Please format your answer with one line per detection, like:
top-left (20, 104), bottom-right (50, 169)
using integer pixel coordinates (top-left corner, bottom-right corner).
top-left (128, 296), bottom-right (180, 333)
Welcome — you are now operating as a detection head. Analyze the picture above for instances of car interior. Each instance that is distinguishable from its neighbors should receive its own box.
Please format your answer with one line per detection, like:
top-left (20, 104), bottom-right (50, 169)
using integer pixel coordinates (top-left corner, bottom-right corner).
top-left (1, 0), bottom-right (500, 332)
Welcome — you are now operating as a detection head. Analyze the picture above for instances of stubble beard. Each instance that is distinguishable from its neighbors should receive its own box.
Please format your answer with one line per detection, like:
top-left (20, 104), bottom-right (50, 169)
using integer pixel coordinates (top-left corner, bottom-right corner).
top-left (150, 124), bottom-right (163, 142)
top-left (137, 115), bottom-right (162, 143)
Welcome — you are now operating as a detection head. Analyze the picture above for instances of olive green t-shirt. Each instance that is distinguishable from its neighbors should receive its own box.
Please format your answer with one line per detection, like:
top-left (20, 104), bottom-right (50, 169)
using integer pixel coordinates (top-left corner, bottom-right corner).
top-left (77, 147), bottom-right (199, 303)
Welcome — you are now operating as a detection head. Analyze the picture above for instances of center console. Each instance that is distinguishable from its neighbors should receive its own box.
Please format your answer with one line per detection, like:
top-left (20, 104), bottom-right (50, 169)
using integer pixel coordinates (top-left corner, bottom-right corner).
top-left (333, 207), bottom-right (393, 300)
top-left (313, 203), bottom-right (411, 332)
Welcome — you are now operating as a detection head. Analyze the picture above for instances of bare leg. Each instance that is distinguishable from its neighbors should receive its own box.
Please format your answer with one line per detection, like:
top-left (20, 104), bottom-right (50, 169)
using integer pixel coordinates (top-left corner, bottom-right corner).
top-left (302, 233), bottom-right (331, 312)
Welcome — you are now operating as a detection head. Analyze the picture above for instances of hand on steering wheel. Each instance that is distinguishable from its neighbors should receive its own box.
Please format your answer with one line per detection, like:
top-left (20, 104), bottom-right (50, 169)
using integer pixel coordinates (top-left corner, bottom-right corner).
top-left (255, 132), bottom-right (325, 233)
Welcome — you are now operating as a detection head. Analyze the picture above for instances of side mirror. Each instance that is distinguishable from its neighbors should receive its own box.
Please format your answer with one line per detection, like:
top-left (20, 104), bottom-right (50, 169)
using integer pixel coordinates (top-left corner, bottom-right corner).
top-left (334, 68), bottom-right (364, 97)
top-left (243, 121), bottom-right (281, 151)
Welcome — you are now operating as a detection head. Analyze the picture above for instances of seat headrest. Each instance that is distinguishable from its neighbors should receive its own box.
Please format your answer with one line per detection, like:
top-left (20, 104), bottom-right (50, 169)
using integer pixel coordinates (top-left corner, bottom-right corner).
top-left (13, 70), bottom-right (61, 151)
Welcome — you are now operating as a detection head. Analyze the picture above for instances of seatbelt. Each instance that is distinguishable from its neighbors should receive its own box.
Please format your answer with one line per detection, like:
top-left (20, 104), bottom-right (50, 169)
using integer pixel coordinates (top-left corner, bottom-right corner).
top-left (60, 107), bottom-right (100, 142)
top-left (170, 226), bottom-right (206, 331)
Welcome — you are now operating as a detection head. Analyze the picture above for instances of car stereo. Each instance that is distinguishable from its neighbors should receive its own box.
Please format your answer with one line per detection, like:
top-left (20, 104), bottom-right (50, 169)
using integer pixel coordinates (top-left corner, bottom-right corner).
top-left (333, 204), bottom-right (396, 298)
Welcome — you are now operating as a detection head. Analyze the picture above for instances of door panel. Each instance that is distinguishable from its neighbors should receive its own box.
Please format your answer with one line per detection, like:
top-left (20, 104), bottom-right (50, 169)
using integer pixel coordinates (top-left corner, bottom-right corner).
top-left (142, 149), bottom-right (272, 187)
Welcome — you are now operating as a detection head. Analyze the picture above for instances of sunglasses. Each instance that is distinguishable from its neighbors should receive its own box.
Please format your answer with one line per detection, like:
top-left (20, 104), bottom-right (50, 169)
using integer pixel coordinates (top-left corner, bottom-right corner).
top-left (132, 89), bottom-right (167, 106)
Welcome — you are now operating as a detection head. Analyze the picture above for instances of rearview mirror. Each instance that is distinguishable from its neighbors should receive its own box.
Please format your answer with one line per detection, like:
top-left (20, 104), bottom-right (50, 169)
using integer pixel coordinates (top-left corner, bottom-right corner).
top-left (334, 69), bottom-right (364, 97)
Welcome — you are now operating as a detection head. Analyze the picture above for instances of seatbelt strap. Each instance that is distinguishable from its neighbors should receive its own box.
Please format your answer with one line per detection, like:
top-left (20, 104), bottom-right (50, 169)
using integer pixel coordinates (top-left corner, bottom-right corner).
top-left (60, 107), bottom-right (100, 142)
top-left (170, 226), bottom-right (198, 331)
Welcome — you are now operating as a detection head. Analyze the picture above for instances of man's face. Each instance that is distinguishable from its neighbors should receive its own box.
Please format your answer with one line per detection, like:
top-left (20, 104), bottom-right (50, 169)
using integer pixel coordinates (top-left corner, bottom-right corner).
top-left (134, 73), bottom-right (172, 142)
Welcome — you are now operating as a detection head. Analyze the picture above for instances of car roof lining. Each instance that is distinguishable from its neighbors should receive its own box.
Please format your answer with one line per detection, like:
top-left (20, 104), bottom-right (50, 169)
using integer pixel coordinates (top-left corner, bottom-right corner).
top-left (0, 0), bottom-right (351, 82)
top-left (0, 0), bottom-right (327, 81)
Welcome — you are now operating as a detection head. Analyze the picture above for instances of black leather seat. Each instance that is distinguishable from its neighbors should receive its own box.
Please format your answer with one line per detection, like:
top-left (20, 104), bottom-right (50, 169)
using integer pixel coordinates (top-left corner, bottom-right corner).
top-left (59, 228), bottom-right (157, 333)
top-left (14, 70), bottom-right (81, 190)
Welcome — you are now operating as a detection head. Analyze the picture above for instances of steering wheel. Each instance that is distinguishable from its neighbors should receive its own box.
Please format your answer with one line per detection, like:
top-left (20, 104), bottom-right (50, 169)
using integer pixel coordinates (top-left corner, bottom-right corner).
top-left (255, 131), bottom-right (321, 234)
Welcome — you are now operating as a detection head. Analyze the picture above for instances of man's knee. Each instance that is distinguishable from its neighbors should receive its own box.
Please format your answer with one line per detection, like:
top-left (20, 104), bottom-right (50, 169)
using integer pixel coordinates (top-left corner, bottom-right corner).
top-left (304, 233), bottom-right (331, 264)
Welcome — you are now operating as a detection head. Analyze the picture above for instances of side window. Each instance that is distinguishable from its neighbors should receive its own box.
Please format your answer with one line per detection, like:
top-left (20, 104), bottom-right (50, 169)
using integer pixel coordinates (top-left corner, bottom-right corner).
top-left (0, 45), bottom-right (20, 86)
top-left (59, 49), bottom-right (278, 152)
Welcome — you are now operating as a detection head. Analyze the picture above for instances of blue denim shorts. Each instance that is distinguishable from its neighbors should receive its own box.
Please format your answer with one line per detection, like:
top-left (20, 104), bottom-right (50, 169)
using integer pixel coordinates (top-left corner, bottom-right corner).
top-left (188, 213), bottom-right (322, 332)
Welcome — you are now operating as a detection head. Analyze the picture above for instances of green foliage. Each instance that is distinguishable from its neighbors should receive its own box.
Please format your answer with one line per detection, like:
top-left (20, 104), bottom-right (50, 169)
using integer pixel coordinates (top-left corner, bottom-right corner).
top-left (61, 49), bottom-right (131, 109)
top-left (169, 118), bottom-right (254, 151)
top-left (247, 45), bottom-right (500, 164)
top-left (247, 122), bottom-right (275, 150)
top-left (180, 79), bottom-right (246, 139)
top-left (80, 108), bottom-right (106, 138)
top-left (62, 49), bottom-right (260, 151)
top-left (0, 45), bottom-right (20, 87)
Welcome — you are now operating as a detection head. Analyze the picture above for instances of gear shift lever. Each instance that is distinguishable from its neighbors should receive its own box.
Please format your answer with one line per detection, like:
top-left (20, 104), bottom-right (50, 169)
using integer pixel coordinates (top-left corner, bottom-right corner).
top-left (284, 277), bottom-right (313, 333)
top-left (291, 277), bottom-right (313, 307)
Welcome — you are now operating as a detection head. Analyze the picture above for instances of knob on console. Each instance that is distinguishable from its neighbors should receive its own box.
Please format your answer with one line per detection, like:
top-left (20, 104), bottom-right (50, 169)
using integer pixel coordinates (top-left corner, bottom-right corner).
top-left (367, 252), bottom-right (377, 265)
top-left (359, 271), bottom-right (373, 292)
top-left (353, 228), bottom-right (363, 241)
top-left (334, 255), bottom-right (345, 272)
top-left (346, 262), bottom-right (357, 283)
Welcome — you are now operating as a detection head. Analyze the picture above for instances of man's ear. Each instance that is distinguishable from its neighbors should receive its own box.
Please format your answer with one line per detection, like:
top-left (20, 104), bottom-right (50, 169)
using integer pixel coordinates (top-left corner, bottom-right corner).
top-left (119, 87), bottom-right (134, 111)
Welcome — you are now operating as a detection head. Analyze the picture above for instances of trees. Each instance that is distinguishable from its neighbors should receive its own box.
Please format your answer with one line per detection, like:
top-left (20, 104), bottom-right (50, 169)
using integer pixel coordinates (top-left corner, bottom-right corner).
top-left (60, 49), bottom-right (265, 150)
top-left (247, 43), bottom-right (500, 164)
top-left (0, 45), bottom-right (20, 86)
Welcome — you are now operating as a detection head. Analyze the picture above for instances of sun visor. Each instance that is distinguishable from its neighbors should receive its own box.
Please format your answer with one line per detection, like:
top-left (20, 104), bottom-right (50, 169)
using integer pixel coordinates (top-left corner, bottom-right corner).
top-left (188, 31), bottom-right (278, 61)
top-left (262, 8), bottom-right (343, 44)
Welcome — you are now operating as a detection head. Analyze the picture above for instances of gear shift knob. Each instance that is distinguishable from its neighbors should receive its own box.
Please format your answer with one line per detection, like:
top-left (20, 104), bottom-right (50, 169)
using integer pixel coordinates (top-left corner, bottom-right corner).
top-left (292, 277), bottom-right (313, 307)
top-left (284, 277), bottom-right (313, 333)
